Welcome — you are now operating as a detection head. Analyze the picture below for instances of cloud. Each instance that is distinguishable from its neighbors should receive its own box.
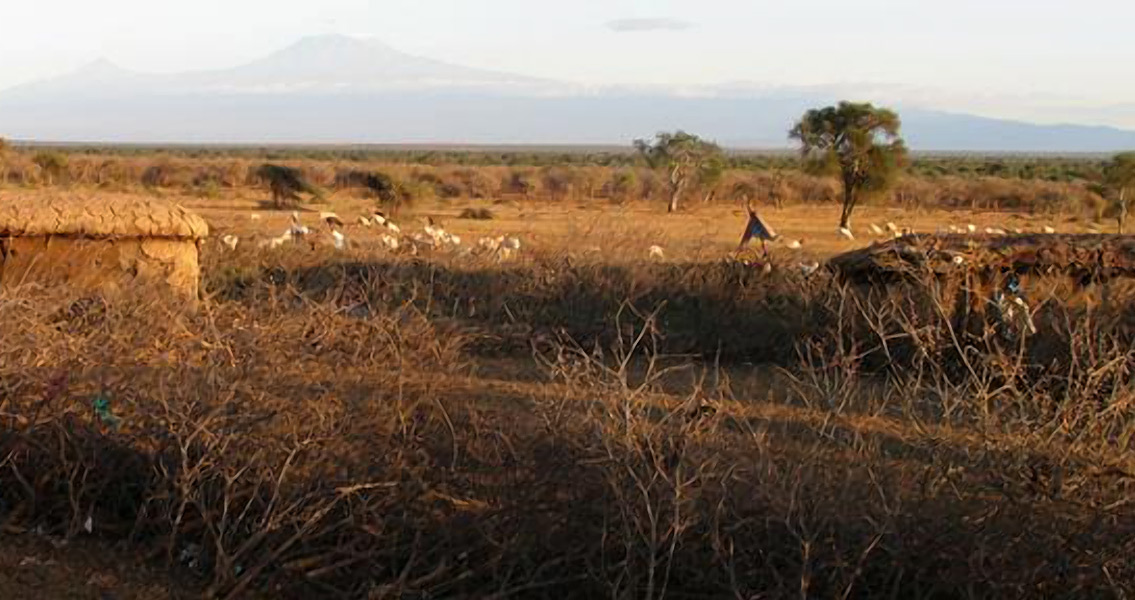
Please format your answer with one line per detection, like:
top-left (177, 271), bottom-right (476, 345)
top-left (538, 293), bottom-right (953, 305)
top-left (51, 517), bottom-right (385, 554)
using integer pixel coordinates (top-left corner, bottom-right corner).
top-left (606, 18), bottom-right (693, 33)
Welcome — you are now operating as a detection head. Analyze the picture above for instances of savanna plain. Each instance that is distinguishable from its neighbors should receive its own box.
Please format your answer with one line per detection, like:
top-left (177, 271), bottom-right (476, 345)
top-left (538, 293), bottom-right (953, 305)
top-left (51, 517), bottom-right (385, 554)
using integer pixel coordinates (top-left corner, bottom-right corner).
top-left (2, 147), bottom-right (1134, 599)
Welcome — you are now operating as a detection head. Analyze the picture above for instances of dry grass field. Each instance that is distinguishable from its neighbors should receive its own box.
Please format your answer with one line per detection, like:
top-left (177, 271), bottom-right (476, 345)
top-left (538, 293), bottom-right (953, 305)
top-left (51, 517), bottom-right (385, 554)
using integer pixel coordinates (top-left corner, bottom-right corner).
top-left (192, 189), bottom-right (1101, 258)
top-left (3, 183), bottom-right (1135, 599)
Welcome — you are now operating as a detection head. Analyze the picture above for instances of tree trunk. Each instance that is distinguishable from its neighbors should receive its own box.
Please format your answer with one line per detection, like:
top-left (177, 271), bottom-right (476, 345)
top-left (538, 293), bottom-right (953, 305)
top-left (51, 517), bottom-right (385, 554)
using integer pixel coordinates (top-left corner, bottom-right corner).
top-left (1119, 188), bottom-right (1128, 234)
top-left (839, 184), bottom-right (856, 229)
top-left (668, 166), bottom-right (683, 213)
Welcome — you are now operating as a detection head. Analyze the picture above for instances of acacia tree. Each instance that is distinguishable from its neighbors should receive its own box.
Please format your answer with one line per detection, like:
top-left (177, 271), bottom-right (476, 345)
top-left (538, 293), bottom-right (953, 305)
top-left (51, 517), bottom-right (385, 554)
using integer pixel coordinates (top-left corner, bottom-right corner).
top-left (696, 153), bottom-right (726, 204)
top-left (336, 169), bottom-right (408, 212)
top-left (255, 163), bottom-right (323, 208)
top-left (634, 131), bottom-right (723, 212)
top-left (33, 151), bottom-right (68, 186)
top-left (1103, 152), bottom-right (1135, 233)
top-left (790, 102), bottom-right (907, 229)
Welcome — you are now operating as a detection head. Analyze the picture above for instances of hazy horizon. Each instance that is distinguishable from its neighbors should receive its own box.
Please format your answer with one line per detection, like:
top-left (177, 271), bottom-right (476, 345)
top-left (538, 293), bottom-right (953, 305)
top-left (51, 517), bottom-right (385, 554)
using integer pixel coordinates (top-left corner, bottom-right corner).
top-left (3, 0), bottom-right (1133, 130)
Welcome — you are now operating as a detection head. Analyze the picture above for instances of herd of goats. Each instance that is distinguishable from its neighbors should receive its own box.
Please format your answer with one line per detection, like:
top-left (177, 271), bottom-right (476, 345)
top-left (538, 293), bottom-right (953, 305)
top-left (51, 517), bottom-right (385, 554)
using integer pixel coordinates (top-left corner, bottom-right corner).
top-left (208, 202), bottom-right (1078, 283)
top-left (213, 165), bottom-right (1079, 268)
top-left (218, 209), bottom-right (524, 261)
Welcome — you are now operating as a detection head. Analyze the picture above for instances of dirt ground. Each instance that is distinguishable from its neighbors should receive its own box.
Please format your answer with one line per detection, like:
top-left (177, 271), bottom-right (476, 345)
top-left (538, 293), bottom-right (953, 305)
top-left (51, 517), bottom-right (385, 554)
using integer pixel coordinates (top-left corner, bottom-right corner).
top-left (177, 189), bottom-right (1099, 260)
top-left (0, 532), bottom-right (202, 599)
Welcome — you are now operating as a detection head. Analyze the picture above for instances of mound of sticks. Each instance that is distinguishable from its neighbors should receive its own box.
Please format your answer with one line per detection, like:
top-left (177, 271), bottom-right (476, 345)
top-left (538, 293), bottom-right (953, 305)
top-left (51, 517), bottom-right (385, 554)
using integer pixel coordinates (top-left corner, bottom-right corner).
top-left (830, 233), bottom-right (1135, 285)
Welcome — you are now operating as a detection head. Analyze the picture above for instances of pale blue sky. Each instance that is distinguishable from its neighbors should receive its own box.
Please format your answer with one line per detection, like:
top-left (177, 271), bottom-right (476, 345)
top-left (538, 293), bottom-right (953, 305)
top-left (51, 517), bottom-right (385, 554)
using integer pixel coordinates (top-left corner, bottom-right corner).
top-left (3, 0), bottom-right (1133, 127)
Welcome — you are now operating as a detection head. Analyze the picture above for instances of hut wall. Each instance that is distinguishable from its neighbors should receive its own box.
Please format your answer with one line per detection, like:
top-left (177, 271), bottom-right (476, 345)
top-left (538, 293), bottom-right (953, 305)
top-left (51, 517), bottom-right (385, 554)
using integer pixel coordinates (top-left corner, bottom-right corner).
top-left (0, 235), bottom-right (200, 301)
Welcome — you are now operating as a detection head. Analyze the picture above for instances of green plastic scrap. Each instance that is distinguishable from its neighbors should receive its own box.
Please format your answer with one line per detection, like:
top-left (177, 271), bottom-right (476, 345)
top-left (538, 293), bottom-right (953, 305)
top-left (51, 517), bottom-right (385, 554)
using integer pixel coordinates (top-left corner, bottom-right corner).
top-left (92, 394), bottom-right (122, 429)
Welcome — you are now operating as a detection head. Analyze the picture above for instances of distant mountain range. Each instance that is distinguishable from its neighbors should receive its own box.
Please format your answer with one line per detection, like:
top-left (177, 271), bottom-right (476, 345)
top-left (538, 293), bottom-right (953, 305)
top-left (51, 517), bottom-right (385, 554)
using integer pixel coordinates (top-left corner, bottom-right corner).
top-left (1, 34), bottom-right (1133, 152)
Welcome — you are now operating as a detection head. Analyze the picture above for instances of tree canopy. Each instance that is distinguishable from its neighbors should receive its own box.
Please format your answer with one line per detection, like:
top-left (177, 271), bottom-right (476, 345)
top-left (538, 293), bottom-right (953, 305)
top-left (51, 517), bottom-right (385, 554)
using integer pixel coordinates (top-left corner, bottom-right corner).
top-left (634, 131), bottom-right (723, 213)
top-left (336, 169), bottom-right (404, 207)
top-left (255, 163), bottom-right (324, 208)
top-left (790, 102), bottom-right (907, 229)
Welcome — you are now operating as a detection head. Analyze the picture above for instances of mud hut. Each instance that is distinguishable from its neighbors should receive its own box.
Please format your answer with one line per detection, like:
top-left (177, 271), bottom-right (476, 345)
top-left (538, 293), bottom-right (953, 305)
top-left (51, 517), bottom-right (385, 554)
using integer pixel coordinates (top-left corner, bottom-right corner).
top-left (828, 233), bottom-right (1135, 336)
top-left (829, 234), bottom-right (1135, 285)
top-left (0, 194), bottom-right (209, 302)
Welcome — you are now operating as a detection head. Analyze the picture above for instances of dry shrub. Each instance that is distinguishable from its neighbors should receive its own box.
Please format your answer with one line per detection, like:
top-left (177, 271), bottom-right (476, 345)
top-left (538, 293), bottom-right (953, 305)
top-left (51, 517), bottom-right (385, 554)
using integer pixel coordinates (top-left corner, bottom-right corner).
top-left (0, 152), bottom-right (44, 185)
top-left (531, 300), bottom-right (1135, 597)
top-left (501, 168), bottom-right (541, 199)
top-left (786, 172), bottom-right (840, 204)
top-left (203, 249), bottom-right (821, 363)
top-left (0, 147), bottom-right (1112, 217)
top-left (0, 286), bottom-right (472, 597)
top-left (141, 159), bottom-right (191, 189)
top-left (444, 167), bottom-right (497, 199)
top-left (458, 207), bottom-right (494, 220)
top-left (540, 166), bottom-right (578, 202)
top-left (5, 244), bottom-right (1135, 597)
top-left (602, 168), bottom-right (639, 205)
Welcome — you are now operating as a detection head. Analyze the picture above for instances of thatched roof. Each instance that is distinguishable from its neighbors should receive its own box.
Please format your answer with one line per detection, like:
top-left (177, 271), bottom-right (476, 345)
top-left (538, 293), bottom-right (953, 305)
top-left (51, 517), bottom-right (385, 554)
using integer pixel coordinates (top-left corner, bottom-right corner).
top-left (0, 194), bottom-right (208, 239)
top-left (829, 234), bottom-right (1135, 283)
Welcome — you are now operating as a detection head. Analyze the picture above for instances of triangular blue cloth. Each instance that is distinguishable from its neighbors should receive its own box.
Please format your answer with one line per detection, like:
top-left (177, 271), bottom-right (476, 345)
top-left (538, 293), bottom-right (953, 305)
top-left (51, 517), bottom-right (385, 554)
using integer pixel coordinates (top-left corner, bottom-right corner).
top-left (740, 211), bottom-right (778, 247)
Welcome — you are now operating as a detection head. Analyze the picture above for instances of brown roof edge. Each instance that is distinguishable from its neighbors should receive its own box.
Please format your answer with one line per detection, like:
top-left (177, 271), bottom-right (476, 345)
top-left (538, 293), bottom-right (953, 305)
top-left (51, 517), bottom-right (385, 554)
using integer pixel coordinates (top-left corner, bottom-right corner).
top-left (0, 194), bottom-right (209, 239)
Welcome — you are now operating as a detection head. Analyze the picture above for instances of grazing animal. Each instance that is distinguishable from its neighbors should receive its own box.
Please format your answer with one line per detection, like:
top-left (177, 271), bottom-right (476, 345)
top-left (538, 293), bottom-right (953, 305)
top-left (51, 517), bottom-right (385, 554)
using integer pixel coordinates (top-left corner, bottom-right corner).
top-left (799, 261), bottom-right (820, 277)
top-left (370, 211), bottom-right (400, 234)
top-left (221, 234), bottom-right (239, 251)
top-left (330, 229), bottom-right (348, 250)
top-left (498, 236), bottom-right (522, 260)
top-left (289, 212), bottom-right (311, 239)
top-left (380, 234), bottom-right (400, 251)
top-left (259, 233), bottom-right (292, 249)
top-left (424, 217), bottom-right (447, 244)
top-left (478, 237), bottom-right (501, 253)
top-left (410, 232), bottom-right (435, 250)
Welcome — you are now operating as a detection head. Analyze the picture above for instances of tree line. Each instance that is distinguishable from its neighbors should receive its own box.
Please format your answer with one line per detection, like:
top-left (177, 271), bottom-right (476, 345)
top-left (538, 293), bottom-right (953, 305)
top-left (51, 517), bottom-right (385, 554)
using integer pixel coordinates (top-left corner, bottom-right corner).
top-left (1, 103), bottom-right (1131, 228)
top-left (634, 102), bottom-right (1135, 231)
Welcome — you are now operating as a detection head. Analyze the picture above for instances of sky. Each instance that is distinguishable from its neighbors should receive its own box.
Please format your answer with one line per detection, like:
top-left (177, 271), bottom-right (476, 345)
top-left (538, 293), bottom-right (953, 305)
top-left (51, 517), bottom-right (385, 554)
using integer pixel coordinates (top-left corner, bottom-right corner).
top-left (2, 0), bottom-right (1133, 128)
